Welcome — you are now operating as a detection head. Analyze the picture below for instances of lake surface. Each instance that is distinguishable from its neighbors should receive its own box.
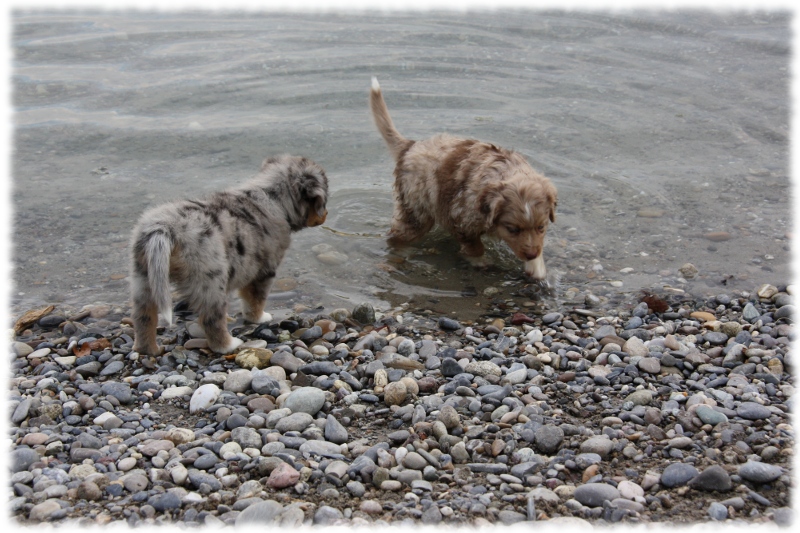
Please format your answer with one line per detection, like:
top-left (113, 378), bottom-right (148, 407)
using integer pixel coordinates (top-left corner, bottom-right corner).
top-left (10, 9), bottom-right (791, 320)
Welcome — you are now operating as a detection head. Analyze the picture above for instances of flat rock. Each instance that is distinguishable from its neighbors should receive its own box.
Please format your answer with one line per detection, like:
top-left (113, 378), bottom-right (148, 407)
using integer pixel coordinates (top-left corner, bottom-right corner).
top-left (738, 460), bottom-right (783, 483)
top-left (574, 483), bottom-right (621, 507)
top-left (660, 462), bottom-right (699, 488)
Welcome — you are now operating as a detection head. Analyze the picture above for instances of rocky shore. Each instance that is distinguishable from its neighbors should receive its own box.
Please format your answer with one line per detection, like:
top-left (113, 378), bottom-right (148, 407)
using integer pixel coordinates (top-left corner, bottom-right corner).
top-left (7, 283), bottom-right (795, 528)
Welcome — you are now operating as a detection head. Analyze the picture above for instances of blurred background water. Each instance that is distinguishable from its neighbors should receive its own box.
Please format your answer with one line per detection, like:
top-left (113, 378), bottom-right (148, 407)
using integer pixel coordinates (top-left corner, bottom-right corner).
top-left (10, 9), bottom-right (791, 320)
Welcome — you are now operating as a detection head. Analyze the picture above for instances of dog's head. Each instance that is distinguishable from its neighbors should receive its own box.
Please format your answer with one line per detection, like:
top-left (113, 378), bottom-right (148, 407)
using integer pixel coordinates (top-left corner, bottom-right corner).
top-left (261, 155), bottom-right (329, 230)
top-left (480, 172), bottom-right (557, 264)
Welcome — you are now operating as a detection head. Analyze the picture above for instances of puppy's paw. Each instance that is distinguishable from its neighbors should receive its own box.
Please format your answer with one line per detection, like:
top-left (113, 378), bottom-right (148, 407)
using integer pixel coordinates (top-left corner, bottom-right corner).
top-left (246, 311), bottom-right (273, 324)
top-left (524, 255), bottom-right (547, 280)
top-left (218, 337), bottom-right (244, 354)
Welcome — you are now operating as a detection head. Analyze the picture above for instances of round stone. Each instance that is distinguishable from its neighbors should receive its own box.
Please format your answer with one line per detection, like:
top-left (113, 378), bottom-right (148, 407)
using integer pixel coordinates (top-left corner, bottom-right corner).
top-left (10, 448), bottom-right (39, 473)
top-left (464, 361), bottom-right (502, 378)
top-left (224, 369), bottom-right (253, 393)
top-left (689, 465), bottom-right (732, 492)
top-left (235, 500), bottom-right (284, 525)
top-left (352, 303), bottom-right (376, 325)
top-left (190, 384), bottom-right (220, 414)
top-left (148, 492), bottom-right (182, 511)
top-left (383, 381), bottom-right (407, 406)
top-left (695, 405), bottom-right (728, 426)
top-left (534, 425), bottom-right (564, 454)
top-left (283, 387), bottom-right (326, 415)
top-left (573, 483), bottom-right (621, 507)
top-left (637, 357), bottom-right (661, 374)
top-left (625, 389), bottom-right (654, 406)
top-left (738, 461), bottom-right (783, 483)
top-left (267, 462), bottom-right (300, 489)
top-left (275, 412), bottom-right (314, 433)
top-left (438, 405), bottom-right (460, 430)
top-left (708, 502), bottom-right (728, 521)
top-left (660, 462), bottom-right (699, 488)
top-left (314, 505), bottom-right (344, 525)
top-left (580, 436), bottom-right (614, 458)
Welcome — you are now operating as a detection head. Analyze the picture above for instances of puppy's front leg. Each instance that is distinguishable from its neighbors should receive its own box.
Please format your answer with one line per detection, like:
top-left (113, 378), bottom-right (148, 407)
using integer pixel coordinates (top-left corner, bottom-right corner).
top-left (458, 236), bottom-right (491, 268)
top-left (240, 275), bottom-right (274, 324)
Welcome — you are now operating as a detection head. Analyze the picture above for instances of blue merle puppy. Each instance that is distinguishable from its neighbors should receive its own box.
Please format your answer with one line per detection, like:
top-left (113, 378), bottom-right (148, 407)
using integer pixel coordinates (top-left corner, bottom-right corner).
top-left (130, 155), bottom-right (328, 355)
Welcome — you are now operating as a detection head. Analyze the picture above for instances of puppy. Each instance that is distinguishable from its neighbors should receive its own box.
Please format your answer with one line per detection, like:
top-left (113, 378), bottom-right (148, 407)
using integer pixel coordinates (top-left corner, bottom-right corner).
top-left (130, 155), bottom-right (328, 356)
top-left (369, 77), bottom-right (557, 280)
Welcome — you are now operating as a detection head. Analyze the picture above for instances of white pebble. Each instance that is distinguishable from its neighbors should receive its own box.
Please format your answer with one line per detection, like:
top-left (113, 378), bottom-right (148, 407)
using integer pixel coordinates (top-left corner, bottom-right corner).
top-left (189, 384), bottom-right (220, 414)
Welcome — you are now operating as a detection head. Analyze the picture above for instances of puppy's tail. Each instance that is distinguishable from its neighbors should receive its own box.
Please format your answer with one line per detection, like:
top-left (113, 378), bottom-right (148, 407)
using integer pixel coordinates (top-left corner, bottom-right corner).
top-left (143, 230), bottom-right (174, 325)
top-left (370, 77), bottom-right (412, 161)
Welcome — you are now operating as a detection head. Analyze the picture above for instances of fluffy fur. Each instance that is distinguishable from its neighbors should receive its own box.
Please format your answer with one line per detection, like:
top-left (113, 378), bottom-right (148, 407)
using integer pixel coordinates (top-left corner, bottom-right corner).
top-left (130, 155), bottom-right (328, 355)
top-left (370, 77), bottom-right (557, 279)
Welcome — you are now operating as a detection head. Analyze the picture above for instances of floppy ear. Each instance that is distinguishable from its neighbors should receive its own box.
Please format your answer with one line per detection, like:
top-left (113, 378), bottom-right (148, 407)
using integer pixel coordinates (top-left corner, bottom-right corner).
top-left (298, 170), bottom-right (329, 227)
top-left (546, 188), bottom-right (557, 223)
top-left (478, 183), bottom-right (506, 226)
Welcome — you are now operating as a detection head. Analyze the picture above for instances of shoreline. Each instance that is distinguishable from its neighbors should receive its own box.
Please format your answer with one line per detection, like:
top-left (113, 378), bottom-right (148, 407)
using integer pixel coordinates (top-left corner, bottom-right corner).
top-left (7, 282), bottom-right (795, 527)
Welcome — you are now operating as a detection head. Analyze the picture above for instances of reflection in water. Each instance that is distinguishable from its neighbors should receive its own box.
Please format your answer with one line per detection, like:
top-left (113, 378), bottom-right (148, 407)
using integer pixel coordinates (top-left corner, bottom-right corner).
top-left (11, 10), bottom-right (790, 319)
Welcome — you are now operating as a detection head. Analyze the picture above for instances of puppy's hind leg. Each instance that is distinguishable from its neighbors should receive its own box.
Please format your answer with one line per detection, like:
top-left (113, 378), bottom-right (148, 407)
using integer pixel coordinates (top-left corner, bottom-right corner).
top-left (239, 274), bottom-right (275, 324)
top-left (196, 291), bottom-right (242, 354)
top-left (131, 272), bottom-right (162, 356)
top-left (387, 209), bottom-right (434, 248)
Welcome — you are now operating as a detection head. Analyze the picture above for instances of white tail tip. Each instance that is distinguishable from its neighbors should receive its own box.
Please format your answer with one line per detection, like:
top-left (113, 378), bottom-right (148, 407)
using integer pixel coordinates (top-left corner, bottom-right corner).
top-left (162, 309), bottom-right (173, 326)
top-left (371, 76), bottom-right (380, 91)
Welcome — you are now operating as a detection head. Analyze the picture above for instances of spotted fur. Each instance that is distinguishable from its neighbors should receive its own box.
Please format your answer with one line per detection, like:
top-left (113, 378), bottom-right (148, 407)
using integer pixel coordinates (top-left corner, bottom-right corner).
top-left (130, 155), bottom-right (328, 355)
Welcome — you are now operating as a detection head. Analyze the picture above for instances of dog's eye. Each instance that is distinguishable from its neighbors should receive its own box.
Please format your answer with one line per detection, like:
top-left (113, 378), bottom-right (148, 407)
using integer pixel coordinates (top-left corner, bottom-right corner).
top-left (506, 225), bottom-right (521, 235)
top-left (537, 225), bottom-right (545, 232)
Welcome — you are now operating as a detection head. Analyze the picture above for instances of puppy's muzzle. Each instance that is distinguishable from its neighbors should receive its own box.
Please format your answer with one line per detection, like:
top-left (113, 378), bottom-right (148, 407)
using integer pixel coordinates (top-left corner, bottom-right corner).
top-left (307, 209), bottom-right (328, 227)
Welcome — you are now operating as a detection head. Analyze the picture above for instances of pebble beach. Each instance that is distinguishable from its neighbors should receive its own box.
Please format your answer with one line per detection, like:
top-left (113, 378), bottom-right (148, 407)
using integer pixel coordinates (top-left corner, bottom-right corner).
top-left (6, 282), bottom-right (795, 528)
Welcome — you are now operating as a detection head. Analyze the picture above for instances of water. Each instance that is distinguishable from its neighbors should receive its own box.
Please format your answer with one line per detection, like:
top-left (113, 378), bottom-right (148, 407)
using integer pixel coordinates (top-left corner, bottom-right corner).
top-left (11, 10), bottom-right (791, 320)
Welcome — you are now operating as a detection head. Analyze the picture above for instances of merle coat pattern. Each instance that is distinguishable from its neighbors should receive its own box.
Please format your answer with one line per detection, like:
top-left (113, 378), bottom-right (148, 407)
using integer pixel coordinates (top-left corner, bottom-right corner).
top-left (130, 155), bottom-right (328, 355)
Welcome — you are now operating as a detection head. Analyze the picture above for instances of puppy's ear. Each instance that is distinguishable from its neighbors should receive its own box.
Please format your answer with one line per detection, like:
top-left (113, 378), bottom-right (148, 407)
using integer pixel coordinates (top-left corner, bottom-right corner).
top-left (546, 188), bottom-right (557, 223)
top-left (479, 183), bottom-right (506, 226)
top-left (298, 170), bottom-right (329, 227)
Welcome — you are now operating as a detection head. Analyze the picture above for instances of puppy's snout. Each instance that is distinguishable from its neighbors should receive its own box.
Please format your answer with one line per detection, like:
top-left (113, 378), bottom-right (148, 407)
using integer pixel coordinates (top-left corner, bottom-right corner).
top-left (523, 250), bottom-right (539, 261)
top-left (307, 209), bottom-right (328, 227)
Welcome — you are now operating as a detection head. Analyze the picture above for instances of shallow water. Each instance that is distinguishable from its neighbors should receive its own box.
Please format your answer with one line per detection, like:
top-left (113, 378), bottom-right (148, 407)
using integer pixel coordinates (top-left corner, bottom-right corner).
top-left (11, 10), bottom-right (791, 320)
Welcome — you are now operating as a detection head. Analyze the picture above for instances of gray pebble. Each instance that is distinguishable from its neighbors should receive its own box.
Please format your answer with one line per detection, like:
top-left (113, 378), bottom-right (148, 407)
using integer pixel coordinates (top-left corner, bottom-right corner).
top-left (324, 414), bottom-right (349, 444)
top-left (284, 387), bottom-right (326, 415)
top-left (689, 465), bottom-right (732, 492)
top-left (660, 463), bottom-right (699, 488)
top-left (235, 499), bottom-right (284, 525)
top-left (574, 483), bottom-right (621, 507)
top-left (708, 502), bottom-right (728, 521)
top-left (314, 505), bottom-right (344, 525)
top-left (738, 460), bottom-right (783, 483)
